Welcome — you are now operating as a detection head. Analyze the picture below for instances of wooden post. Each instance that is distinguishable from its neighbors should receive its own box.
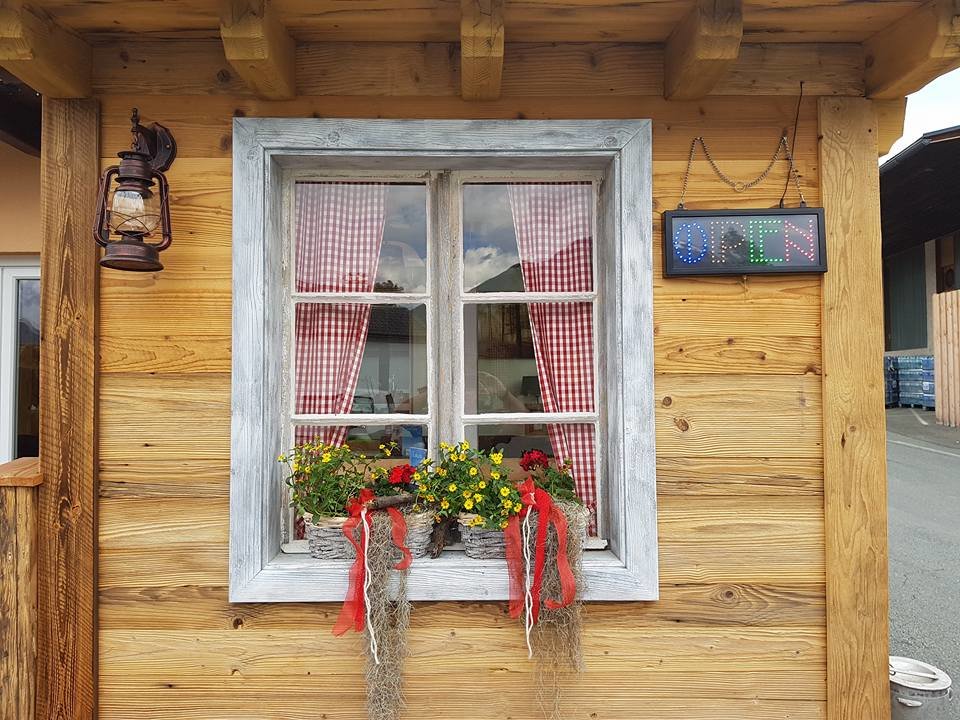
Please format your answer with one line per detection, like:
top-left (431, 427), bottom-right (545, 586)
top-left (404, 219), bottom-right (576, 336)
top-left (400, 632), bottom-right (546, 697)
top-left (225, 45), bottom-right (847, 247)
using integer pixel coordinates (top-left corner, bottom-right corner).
top-left (37, 98), bottom-right (99, 720)
top-left (818, 97), bottom-right (890, 720)
top-left (0, 459), bottom-right (41, 720)
top-left (936, 290), bottom-right (960, 427)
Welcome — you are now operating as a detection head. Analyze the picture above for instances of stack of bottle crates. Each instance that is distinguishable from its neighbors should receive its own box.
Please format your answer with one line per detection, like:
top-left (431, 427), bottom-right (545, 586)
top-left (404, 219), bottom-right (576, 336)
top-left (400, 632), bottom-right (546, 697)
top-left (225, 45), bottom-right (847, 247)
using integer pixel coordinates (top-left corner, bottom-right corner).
top-left (895, 356), bottom-right (935, 410)
top-left (884, 356), bottom-right (899, 407)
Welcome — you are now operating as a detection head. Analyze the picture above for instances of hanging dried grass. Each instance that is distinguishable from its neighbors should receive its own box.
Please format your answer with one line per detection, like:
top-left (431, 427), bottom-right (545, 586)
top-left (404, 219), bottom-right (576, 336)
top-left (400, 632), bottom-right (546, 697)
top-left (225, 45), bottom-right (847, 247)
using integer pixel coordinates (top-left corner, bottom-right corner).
top-left (362, 511), bottom-right (412, 720)
top-left (527, 501), bottom-right (589, 720)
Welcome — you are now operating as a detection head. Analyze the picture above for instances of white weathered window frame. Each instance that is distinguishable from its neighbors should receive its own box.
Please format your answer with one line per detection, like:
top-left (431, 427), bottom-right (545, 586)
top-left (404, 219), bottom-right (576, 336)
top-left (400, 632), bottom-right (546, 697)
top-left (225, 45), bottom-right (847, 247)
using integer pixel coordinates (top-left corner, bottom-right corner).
top-left (230, 119), bottom-right (657, 602)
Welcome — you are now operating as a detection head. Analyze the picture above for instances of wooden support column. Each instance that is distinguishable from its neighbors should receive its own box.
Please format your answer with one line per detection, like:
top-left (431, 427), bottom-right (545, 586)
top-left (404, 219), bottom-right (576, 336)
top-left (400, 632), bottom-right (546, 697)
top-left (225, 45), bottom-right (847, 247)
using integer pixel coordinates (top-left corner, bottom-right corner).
top-left (37, 98), bottom-right (99, 720)
top-left (0, 3), bottom-right (90, 98)
top-left (664, 0), bottom-right (742, 100)
top-left (865, 0), bottom-right (960, 99)
top-left (818, 97), bottom-right (890, 720)
top-left (220, 0), bottom-right (296, 100)
top-left (461, 0), bottom-right (505, 101)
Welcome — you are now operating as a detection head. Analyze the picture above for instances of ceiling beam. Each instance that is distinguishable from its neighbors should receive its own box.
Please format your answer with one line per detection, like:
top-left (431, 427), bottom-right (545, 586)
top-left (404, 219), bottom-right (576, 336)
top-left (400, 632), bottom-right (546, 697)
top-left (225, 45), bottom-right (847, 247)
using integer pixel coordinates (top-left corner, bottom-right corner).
top-left (865, 0), bottom-right (960, 99)
top-left (0, 67), bottom-right (41, 154)
top-left (664, 0), bottom-right (743, 100)
top-left (0, 3), bottom-right (91, 98)
top-left (461, 0), bottom-right (505, 101)
top-left (220, 0), bottom-right (296, 100)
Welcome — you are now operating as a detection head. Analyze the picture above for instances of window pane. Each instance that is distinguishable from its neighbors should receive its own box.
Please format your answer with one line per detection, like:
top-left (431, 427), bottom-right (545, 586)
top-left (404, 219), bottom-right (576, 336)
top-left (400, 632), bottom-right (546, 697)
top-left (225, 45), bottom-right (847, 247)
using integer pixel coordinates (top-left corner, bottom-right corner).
top-left (16, 279), bottom-right (40, 458)
top-left (464, 302), bottom-right (594, 414)
top-left (463, 183), bottom-right (593, 293)
top-left (294, 424), bottom-right (428, 460)
top-left (296, 182), bottom-right (427, 293)
top-left (295, 304), bottom-right (428, 416)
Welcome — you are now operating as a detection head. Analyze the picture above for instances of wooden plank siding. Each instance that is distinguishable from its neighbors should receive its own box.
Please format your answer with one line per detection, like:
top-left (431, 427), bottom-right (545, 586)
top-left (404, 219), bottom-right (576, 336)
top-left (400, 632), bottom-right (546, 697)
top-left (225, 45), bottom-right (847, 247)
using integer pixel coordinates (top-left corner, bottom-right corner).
top-left (88, 39), bottom-right (849, 719)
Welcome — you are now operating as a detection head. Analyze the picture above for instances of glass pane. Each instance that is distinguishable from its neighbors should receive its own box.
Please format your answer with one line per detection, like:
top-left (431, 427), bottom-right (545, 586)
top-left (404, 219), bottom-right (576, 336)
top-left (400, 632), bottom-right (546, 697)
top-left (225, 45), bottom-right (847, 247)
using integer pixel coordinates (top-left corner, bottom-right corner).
top-left (294, 424), bottom-right (428, 461)
top-left (464, 302), bottom-right (594, 414)
top-left (15, 279), bottom-right (40, 458)
top-left (295, 304), bottom-right (428, 416)
top-left (463, 183), bottom-right (593, 293)
top-left (295, 182), bottom-right (427, 293)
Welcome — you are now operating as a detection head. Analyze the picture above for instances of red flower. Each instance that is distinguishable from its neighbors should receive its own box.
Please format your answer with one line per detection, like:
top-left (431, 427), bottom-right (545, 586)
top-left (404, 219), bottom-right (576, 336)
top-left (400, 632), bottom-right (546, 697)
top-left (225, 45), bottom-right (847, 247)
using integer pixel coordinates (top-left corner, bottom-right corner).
top-left (388, 464), bottom-right (417, 486)
top-left (520, 449), bottom-right (549, 472)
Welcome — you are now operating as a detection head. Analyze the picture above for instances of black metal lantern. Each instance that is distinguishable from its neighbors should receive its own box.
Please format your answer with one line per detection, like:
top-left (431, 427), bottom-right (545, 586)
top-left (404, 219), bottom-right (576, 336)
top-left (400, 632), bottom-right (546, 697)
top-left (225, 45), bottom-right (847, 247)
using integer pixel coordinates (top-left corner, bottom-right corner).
top-left (94, 109), bottom-right (177, 272)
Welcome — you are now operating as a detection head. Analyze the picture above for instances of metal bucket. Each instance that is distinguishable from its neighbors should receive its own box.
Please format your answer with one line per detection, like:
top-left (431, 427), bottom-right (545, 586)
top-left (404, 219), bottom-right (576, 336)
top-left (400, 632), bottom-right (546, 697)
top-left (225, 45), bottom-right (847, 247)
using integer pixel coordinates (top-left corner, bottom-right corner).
top-left (890, 656), bottom-right (953, 719)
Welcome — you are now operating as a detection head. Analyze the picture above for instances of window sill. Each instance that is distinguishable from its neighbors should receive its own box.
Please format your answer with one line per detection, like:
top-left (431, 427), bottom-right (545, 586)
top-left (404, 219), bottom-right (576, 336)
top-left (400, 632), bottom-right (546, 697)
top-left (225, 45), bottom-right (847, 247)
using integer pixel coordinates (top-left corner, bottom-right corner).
top-left (230, 548), bottom-right (657, 603)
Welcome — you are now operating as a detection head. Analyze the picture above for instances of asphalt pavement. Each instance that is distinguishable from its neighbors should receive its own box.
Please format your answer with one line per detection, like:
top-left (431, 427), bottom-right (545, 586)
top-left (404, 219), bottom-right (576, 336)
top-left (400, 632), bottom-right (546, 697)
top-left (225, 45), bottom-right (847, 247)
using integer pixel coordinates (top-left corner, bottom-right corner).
top-left (887, 407), bottom-right (960, 719)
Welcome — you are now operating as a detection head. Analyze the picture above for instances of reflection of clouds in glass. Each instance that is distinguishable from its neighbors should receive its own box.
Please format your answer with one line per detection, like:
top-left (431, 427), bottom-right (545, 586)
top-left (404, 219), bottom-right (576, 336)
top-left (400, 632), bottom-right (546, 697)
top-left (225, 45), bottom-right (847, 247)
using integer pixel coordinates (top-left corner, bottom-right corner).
top-left (464, 246), bottom-right (520, 291)
top-left (378, 185), bottom-right (427, 292)
top-left (463, 185), bottom-right (520, 289)
top-left (18, 279), bottom-right (40, 341)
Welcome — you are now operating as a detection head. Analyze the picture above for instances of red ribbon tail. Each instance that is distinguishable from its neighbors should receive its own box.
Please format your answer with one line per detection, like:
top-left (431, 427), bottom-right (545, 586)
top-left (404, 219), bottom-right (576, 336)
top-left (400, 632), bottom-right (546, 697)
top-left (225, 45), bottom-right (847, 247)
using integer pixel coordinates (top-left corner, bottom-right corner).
top-left (332, 514), bottom-right (367, 636)
top-left (544, 505), bottom-right (577, 610)
top-left (387, 507), bottom-right (413, 570)
top-left (529, 490), bottom-right (552, 626)
top-left (505, 515), bottom-right (525, 619)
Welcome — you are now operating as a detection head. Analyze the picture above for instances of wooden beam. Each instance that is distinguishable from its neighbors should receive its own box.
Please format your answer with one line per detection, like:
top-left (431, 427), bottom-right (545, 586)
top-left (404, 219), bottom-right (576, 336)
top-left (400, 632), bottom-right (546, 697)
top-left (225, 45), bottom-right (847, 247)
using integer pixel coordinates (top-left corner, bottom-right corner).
top-left (664, 0), bottom-right (743, 100)
top-left (219, 0), bottom-right (296, 100)
top-left (818, 97), bottom-right (890, 720)
top-left (865, 0), bottom-right (960, 99)
top-left (460, 0), bottom-right (505, 101)
top-left (0, 3), bottom-right (90, 98)
top-left (37, 97), bottom-right (99, 720)
top-left (875, 97), bottom-right (907, 156)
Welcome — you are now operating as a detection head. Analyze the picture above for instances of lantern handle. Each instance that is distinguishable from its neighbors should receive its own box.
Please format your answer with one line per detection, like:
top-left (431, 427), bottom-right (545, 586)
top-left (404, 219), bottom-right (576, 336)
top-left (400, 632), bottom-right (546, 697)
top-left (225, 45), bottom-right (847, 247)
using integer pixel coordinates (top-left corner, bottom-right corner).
top-left (152, 170), bottom-right (173, 252)
top-left (94, 165), bottom-right (120, 248)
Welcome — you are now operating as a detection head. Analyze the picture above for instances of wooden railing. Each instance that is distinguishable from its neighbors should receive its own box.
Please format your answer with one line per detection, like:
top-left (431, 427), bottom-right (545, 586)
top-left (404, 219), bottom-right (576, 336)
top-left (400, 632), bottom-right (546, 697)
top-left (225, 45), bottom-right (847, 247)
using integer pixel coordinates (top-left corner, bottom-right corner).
top-left (933, 289), bottom-right (960, 427)
top-left (0, 457), bottom-right (41, 720)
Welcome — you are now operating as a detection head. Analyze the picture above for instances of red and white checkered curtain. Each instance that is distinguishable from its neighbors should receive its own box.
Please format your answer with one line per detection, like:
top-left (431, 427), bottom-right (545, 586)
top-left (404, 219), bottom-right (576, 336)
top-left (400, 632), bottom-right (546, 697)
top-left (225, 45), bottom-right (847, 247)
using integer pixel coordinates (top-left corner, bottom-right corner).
top-left (508, 183), bottom-right (598, 530)
top-left (294, 183), bottom-right (387, 446)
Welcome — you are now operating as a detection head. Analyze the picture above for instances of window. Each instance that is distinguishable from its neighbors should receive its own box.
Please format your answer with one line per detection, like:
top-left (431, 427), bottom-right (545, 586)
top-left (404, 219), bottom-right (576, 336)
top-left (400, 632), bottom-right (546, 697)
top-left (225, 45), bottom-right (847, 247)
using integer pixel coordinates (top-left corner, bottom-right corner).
top-left (0, 260), bottom-right (40, 462)
top-left (231, 120), bottom-right (657, 602)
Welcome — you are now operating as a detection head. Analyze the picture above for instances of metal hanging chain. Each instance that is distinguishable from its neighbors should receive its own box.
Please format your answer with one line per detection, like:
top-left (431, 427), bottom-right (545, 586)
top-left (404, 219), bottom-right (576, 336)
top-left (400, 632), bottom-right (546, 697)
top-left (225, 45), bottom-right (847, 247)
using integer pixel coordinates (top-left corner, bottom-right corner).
top-left (677, 135), bottom-right (806, 209)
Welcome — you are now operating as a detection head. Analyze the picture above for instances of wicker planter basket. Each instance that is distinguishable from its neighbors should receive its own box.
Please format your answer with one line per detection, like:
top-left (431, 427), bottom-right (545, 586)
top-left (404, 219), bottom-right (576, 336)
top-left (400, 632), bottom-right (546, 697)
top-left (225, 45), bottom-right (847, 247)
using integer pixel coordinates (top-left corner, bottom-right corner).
top-left (304, 514), bottom-right (356, 560)
top-left (458, 514), bottom-right (508, 559)
top-left (304, 510), bottom-right (435, 561)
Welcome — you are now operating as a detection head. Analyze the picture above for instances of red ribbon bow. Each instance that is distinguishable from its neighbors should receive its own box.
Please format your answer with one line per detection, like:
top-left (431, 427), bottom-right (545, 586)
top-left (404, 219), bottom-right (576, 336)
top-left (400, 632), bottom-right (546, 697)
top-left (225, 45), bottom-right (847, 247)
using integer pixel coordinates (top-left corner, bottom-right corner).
top-left (505, 479), bottom-right (577, 624)
top-left (332, 490), bottom-right (412, 636)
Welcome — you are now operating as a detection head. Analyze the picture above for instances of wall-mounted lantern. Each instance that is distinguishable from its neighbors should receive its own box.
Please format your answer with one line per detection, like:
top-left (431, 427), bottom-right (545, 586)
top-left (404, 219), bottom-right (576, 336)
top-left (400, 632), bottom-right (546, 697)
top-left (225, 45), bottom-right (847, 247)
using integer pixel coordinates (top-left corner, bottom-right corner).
top-left (94, 109), bottom-right (177, 271)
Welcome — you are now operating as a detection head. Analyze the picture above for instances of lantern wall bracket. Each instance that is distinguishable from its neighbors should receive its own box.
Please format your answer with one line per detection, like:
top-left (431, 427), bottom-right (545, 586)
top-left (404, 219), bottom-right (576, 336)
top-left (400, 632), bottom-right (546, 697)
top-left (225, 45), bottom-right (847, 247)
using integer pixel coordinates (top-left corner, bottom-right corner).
top-left (129, 108), bottom-right (177, 173)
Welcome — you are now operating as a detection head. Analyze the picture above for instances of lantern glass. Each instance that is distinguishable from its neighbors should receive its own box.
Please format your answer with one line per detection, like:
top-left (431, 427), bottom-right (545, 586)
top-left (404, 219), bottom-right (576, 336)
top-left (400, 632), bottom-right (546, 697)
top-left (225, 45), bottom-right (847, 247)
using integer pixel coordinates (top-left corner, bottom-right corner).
top-left (108, 188), bottom-right (161, 236)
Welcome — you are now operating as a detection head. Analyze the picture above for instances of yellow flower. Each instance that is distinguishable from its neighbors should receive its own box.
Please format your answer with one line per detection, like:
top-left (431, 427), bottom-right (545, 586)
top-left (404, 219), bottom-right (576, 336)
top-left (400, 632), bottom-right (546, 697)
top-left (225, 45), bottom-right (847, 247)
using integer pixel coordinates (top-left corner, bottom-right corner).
top-left (499, 520), bottom-right (509, 529)
top-left (413, 472), bottom-right (422, 481)
top-left (378, 444), bottom-right (386, 450)
top-left (439, 442), bottom-right (451, 451)
top-left (427, 495), bottom-right (435, 502)
top-left (440, 499), bottom-right (450, 509)
top-left (412, 504), bottom-right (421, 512)
top-left (470, 516), bottom-right (484, 527)
top-left (437, 468), bottom-right (447, 477)
top-left (464, 499), bottom-right (474, 510)
top-left (360, 454), bottom-right (367, 460)
top-left (291, 461), bottom-right (301, 473)
top-left (490, 452), bottom-right (503, 466)
top-left (448, 483), bottom-right (458, 492)
top-left (478, 481), bottom-right (487, 489)
top-left (458, 454), bottom-right (467, 462)
top-left (502, 499), bottom-right (512, 508)
top-left (418, 483), bottom-right (427, 493)
top-left (513, 502), bottom-right (523, 512)
top-left (461, 440), bottom-right (470, 450)
top-left (468, 467), bottom-right (478, 476)
top-left (321, 453), bottom-right (332, 463)
top-left (277, 455), bottom-right (286, 463)
top-left (474, 493), bottom-right (483, 503)
top-left (499, 487), bottom-right (510, 497)
top-left (490, 471), bottom-right (500, 480)
top-left (463, 490), bottom-right (472, 498)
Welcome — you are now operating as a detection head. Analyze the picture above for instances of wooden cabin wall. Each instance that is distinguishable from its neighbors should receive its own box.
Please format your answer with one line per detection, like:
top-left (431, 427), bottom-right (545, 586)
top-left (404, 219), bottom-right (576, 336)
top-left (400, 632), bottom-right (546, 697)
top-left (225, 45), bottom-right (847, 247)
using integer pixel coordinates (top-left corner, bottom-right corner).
top-left (94, 39), bottom-right (827, 719)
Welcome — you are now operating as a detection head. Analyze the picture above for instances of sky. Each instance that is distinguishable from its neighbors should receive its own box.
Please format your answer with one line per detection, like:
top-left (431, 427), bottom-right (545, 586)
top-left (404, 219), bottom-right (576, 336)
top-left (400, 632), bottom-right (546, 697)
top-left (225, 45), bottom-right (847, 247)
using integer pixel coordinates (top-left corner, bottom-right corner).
top-left (880, 67), bottom-right (960, 164)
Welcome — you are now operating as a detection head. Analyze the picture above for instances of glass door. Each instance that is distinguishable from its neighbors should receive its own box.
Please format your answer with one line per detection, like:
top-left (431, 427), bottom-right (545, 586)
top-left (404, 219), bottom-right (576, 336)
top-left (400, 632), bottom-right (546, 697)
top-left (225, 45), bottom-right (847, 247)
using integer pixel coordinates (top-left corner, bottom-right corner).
top-left (0, 261), bottom-right (40, 462)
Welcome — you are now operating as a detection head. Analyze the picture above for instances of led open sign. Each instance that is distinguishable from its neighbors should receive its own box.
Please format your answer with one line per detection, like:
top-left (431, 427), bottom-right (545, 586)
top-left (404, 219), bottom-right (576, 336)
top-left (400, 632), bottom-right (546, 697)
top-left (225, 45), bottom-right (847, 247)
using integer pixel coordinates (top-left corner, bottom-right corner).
top-left (662, 208), bottom-right (827, 277)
